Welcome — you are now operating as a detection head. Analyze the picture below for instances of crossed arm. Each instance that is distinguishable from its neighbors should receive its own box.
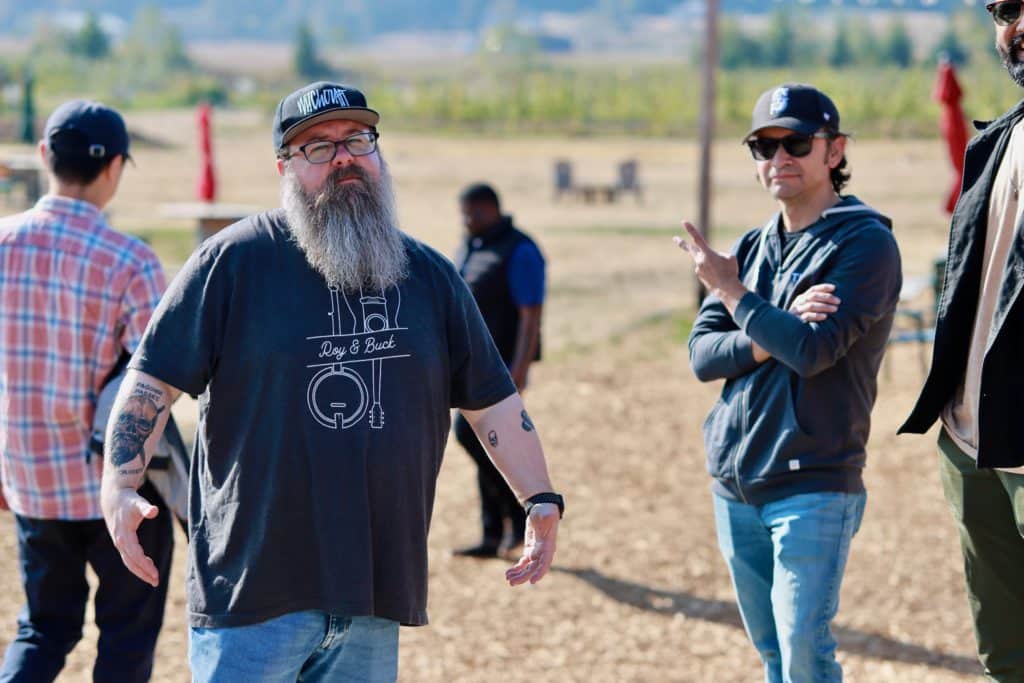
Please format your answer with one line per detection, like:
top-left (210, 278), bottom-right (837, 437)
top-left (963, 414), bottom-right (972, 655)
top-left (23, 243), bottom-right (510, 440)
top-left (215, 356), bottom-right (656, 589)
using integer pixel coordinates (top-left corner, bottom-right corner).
top-left (677, 221), bottom-right (890, 381)
top-left (100, 369), bottom-right (181, 587)
top-left (462, 392), bottom-right (561, 585)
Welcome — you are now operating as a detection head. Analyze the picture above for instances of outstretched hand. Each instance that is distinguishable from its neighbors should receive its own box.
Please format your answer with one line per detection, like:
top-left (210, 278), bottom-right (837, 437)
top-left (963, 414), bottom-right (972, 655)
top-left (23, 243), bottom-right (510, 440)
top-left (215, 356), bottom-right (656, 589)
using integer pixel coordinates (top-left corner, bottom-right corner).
top-left (506, 503), bottom-right (560, 586)
top-left (102, 488), bottom-right (161, 587)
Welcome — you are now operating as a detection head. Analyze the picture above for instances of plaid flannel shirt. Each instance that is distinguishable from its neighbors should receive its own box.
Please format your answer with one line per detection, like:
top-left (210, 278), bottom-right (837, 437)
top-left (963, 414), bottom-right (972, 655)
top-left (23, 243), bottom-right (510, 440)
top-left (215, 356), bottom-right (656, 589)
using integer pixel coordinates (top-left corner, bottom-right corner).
top-left (0, 196), bottom-right (167, 520)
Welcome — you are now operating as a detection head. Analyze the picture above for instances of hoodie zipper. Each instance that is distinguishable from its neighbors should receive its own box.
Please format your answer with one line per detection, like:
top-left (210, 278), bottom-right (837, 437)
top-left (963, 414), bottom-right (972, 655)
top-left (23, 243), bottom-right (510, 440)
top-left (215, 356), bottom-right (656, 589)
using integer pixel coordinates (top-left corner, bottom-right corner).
top-left (732, 383), bottom-right (751, 504)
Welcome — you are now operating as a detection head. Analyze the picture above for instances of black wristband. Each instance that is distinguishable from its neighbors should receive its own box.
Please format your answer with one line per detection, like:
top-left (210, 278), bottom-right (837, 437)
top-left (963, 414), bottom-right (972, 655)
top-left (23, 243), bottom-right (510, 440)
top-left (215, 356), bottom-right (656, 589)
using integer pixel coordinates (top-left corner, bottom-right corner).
top-left (524, 492), bottom-right (564, 519)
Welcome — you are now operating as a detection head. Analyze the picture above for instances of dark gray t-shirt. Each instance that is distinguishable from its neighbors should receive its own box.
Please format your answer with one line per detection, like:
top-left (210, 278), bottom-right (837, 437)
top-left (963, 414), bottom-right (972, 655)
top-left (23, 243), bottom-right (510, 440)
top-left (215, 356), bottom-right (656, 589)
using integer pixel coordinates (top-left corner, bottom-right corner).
top-left (130, 210), bottom-right (515, 628)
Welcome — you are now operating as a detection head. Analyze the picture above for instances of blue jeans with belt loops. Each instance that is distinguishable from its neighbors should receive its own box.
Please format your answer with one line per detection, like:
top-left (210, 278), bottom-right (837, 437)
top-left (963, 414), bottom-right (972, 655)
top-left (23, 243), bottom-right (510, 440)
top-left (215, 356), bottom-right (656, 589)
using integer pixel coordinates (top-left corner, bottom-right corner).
top-left (190, 610), bottom-right (399, 683)
top-left (713, 491), bottom-right (866, 683)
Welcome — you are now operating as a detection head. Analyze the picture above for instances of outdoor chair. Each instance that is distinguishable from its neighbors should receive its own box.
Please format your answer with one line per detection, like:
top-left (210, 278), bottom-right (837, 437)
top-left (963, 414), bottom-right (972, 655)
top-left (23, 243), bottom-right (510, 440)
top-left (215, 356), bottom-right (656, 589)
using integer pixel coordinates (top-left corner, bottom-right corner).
top-left (885, 256), bottom-right (945, 378)
top-left (615, 159), bottom-right (643, 203)
top-left (553, 159), bottom-right (575, 201)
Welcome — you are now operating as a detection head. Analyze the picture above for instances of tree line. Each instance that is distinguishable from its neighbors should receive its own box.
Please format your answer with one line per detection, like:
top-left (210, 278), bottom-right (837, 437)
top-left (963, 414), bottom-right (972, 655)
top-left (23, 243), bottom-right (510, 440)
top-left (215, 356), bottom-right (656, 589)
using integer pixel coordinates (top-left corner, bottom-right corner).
top-left (718, 10), bottom-right (974, 71)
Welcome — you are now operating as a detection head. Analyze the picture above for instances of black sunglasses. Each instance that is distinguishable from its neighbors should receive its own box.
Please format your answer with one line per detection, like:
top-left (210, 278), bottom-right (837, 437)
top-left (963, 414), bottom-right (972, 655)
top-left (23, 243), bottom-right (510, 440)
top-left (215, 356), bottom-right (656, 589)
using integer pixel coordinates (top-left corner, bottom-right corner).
top-left (987, 0), bottom-right (1023, 27)
top-left (745, 133), bottom-right (832, 162)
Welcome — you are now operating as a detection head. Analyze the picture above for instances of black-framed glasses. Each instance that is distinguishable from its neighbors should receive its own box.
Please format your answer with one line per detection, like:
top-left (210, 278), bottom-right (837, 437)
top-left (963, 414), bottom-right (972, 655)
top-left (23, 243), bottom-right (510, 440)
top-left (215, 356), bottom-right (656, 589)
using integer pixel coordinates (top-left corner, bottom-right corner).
top-left (281, 131), bottom-right (380, 164)
top-left (745, 132), bottom-right (832, 162)
top-left (987, 0), bottom-right (1023, 27)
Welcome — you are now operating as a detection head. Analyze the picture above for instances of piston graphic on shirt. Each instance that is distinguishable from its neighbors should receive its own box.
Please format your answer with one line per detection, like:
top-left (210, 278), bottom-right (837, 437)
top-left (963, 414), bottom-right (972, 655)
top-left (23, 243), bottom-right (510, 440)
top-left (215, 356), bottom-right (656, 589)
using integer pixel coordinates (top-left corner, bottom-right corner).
top-left (305, 285), bottom-right (409, 430)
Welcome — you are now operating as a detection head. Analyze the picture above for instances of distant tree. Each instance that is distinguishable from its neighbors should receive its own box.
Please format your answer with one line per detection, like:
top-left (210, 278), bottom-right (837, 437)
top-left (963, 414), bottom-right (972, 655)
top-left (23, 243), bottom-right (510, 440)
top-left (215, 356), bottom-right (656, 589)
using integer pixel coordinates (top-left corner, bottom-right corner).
top-left (880, 17), bottom-right (914, 68)
top-left (293, 21), bottom-right (329, 79)
top-left (932, 25), bottom-right (970, 67)
top-left (848, 16), bottom-right (881, 67)
top-left (828, 19), bottom-right (854, 69)
top-left (68, 12), bottom-right (110, 60)
top-left (120, 5), bottom-right (191, 91)
top-left (717, 18), bottom-right (760, 70)
top-left (764, 8), bottom-right (795, 67)
top-left (133, 6), bottom-right (190, 71)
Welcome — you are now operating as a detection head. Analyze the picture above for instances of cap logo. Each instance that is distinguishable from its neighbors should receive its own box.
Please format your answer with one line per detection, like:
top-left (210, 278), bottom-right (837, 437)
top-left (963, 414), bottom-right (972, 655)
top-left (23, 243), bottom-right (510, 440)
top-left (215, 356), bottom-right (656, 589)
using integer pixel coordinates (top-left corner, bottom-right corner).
top-left (296, 87), bottom-right (351, 116)
top-left (88, 144), bottom-right (106, 158)
top-left (769, 87), bottom-right (789, 118)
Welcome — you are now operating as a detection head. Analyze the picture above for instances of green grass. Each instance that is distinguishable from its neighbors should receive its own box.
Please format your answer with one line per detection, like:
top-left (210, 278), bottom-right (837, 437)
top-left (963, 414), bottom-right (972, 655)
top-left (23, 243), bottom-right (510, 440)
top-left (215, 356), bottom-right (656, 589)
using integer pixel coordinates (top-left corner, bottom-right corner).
top-left (2, 49), bottom-right (1017, 139)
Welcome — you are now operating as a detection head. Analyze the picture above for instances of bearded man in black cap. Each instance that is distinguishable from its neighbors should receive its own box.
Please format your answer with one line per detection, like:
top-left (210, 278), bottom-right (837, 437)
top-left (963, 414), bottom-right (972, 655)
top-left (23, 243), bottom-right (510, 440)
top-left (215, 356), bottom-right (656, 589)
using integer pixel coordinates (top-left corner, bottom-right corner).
top-left (676, 84), bottom-right (901, 682)
top-left (901, 3), bottom-right (1024, 679)
top-left (98, 81), bottom-right (564, 682)
top-left (0, 100), bottom-right (172, 682)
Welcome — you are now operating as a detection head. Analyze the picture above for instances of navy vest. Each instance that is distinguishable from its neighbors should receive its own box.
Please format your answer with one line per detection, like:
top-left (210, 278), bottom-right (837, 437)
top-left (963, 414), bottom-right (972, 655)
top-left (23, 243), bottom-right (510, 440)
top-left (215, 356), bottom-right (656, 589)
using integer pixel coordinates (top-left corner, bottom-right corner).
top-left (456, 218), bottom-right (541, 365)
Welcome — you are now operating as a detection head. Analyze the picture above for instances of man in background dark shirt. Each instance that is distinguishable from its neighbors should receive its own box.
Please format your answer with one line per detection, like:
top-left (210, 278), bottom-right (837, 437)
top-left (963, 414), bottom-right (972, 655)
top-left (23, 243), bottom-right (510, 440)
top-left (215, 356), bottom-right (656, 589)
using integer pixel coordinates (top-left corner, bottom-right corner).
top-left (452, 183), bottom-right (545, 559)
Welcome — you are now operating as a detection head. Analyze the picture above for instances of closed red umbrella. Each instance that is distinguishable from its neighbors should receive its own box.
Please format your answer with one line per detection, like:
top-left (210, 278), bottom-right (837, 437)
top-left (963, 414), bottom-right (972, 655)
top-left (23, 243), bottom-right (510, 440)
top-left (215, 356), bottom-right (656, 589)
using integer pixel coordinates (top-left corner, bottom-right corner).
top-left (933, 59), bottom-right (968, 215)
top-left (196, 103), bottom-right (216, 202)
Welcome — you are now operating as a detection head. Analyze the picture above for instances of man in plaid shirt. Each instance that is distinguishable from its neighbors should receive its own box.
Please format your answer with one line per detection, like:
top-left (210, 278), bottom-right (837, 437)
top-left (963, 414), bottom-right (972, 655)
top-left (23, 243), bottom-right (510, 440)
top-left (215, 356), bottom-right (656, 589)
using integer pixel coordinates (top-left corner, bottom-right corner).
top-left (0, 100), bottom-right (172, 682)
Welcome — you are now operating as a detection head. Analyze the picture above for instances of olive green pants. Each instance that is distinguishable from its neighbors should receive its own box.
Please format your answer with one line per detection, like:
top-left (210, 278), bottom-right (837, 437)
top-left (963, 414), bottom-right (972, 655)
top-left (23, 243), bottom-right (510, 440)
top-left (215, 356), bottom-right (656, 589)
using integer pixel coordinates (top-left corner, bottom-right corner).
top-left (938, 429), bottom-right (1024, 683)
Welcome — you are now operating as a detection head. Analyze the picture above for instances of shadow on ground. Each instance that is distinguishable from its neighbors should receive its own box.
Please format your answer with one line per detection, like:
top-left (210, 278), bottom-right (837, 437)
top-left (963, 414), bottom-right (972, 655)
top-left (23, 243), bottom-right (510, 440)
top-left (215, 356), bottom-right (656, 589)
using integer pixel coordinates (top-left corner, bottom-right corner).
top-left (557, 566), bottom-right (981, 676)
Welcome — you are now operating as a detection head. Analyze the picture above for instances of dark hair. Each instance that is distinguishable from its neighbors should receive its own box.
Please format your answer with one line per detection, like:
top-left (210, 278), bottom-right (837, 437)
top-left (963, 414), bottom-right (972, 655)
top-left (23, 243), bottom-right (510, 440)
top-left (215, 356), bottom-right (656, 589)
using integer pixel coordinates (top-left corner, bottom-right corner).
top-left (830, 155), bottom-right (851, 195)
top-left (824, 135), bottom-right (850, 194)
top-left (459, 183), bottom-right (500, 209)
top-left (44, 131), bottom-right (120, 186)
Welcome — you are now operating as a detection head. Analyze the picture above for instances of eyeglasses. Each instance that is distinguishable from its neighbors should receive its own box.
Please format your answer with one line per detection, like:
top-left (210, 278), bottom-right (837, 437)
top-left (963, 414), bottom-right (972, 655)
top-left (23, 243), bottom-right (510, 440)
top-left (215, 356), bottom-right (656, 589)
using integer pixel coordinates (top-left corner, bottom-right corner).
top-left (745, 133), bottom-right (832, 161)
top-left (987, 1), bottom-right (1023, 27)
top-left (280, 131), bottom-right (380, 164)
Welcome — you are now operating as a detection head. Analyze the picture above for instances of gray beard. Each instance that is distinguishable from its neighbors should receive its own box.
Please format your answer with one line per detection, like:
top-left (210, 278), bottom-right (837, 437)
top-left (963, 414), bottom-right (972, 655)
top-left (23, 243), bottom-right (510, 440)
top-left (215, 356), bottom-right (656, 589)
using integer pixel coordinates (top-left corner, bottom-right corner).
top-left (281, 160), bottom-right (409, 293)
top-left (999, 36), bottom-right (1024, 89)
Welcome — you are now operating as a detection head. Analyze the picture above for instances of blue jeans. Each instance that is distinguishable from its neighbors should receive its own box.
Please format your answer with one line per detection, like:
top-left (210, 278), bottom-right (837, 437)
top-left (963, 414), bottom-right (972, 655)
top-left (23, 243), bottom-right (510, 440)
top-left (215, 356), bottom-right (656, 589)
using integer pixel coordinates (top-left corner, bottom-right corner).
top-left (713, 491), bottom-right (866, 683)
top-left (190, 610), bottom-right (399, 682)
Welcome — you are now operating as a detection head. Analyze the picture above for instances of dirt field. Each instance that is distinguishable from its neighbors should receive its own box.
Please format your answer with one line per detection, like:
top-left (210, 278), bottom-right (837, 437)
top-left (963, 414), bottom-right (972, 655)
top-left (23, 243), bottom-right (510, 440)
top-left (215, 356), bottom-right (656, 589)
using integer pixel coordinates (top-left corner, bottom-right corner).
top-left (0, 112), bottom-right (983, 681)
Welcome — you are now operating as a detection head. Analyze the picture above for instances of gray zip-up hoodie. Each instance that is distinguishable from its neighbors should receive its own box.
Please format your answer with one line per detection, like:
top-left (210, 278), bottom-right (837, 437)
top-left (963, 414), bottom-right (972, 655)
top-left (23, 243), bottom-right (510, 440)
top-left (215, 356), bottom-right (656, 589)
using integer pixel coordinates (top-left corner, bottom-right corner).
top-left (689, 195), bottom-right (901, 506)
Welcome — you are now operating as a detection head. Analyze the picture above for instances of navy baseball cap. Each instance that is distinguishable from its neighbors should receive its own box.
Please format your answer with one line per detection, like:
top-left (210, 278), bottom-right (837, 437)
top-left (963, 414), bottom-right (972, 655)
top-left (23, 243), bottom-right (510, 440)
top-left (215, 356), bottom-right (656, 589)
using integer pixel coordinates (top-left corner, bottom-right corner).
top-left (744, 84), bottom-right (845, 140)
top-left (44, 99), bottom-right (131, 162)
top-left (273, 82), bottom-right (380, 152)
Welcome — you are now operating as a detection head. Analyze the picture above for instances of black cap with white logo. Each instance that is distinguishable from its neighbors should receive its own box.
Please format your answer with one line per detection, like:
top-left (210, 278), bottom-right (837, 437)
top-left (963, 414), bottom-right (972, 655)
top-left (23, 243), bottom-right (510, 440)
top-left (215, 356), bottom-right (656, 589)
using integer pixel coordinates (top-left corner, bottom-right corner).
top-left (273, 81), bottom-right (380, 152)
top-left (44, 99), bottom-right (131, 162)
top-left (744, 83), bottom-right (845, 140)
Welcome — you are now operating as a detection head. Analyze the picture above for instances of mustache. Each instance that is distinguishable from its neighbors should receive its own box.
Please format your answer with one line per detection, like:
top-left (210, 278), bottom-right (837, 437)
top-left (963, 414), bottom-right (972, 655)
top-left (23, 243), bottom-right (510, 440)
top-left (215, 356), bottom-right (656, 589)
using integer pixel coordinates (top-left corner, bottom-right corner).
top-left (310, 165), bottom-right (373, 210)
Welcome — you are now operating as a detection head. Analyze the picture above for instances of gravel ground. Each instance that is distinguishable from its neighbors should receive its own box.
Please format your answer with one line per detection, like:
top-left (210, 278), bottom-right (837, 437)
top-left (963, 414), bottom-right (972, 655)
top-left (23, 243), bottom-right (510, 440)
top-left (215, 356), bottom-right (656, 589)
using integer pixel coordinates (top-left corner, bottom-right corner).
top-left (0, 123), bottom-right (982, 681)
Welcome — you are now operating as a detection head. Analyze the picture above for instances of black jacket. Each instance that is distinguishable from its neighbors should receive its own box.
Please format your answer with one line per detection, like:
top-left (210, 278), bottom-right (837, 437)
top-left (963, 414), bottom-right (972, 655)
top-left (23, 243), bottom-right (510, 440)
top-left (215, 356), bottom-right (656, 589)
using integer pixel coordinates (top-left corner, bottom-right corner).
top-left (690, 196), bottom-right (901, 505)
top-left (455, 217), bottom-right (542, 365)
top-left (900, 97), bottom-right (1024, 468)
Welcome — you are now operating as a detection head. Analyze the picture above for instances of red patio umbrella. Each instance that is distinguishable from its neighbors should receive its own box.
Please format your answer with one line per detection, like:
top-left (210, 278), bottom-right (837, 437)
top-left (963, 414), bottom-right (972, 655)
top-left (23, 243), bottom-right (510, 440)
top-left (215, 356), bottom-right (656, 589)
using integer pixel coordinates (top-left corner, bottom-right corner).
top-left (933, 59), bottom-right (968, 215)
top-left (196, 103), bottom-right (216, 202)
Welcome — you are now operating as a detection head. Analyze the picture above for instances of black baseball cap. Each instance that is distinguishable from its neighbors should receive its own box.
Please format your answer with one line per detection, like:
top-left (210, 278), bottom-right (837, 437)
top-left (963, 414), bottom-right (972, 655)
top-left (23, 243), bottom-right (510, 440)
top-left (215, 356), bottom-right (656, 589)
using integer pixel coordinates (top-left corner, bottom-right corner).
top-left (744, 84), bottom-right (845, 140)
top-left (273, 81), bottom-right (380, 152)
top-left (44, 99), bottom-right (131, 162)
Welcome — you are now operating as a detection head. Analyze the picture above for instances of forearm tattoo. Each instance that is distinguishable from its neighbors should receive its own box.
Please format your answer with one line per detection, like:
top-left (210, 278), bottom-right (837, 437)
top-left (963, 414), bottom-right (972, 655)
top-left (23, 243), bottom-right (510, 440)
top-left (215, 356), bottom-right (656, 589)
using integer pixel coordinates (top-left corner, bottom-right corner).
top-left (488, 430), bottom-right (499, 447)
top-left (520, 410), bottom-right (535, 433)
top-left (109, 382), bottom-right (167, 470)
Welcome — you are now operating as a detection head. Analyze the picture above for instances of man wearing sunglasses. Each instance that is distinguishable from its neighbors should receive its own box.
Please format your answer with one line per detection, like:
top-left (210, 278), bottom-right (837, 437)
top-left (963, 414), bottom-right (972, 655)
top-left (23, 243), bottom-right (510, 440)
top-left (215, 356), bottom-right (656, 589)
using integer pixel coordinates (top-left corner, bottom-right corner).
top-left (678, 84), bottom-right (902, 683)
top-left (901, 4), bottom-right (1024, 679)
top-left (98, 81), bottom-right (564, 682)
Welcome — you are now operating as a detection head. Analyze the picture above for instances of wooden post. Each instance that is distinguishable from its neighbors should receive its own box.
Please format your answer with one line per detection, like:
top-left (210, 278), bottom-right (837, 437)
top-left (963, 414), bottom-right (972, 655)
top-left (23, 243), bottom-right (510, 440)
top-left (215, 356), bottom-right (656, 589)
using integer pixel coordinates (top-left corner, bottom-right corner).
top-left (695, 0), bottom-right (719, 308)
